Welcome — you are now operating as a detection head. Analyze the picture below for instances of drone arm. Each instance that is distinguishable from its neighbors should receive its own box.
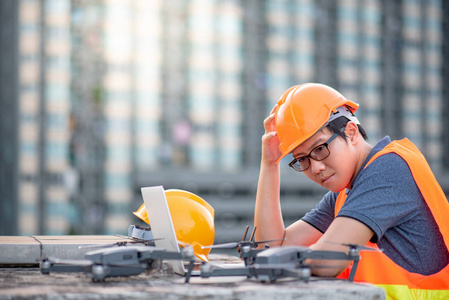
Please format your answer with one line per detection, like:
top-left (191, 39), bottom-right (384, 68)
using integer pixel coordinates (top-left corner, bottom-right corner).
top-left (200, 264), bottom-right (252, 278)
top-left (347, 259), bottom-right (359, 282)
top-left (40, 259), bottom-right (92, 274)
top-left (300, 250), bottom-right (352, 277)
top-left (143, 251), bottom-right (182, 261)
top-left (184, 261), bottom-right (195, 283)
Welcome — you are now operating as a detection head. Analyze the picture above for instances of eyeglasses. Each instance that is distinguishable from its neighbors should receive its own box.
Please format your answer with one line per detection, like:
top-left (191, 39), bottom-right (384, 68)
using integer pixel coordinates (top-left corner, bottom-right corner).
top-left (288, 133), bottom-right (339, 172)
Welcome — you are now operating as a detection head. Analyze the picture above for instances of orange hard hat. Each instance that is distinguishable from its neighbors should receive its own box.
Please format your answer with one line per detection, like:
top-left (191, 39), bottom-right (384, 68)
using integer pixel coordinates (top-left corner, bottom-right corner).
top-left (275, 83), bottom-right (359, 163)
top-left (133, 189), bottom-right (215, 262)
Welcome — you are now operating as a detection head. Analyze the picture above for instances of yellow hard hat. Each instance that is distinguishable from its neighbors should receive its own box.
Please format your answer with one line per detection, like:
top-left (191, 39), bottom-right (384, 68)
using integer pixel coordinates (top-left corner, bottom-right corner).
top-left (133, 189), bottom-right (215, 262)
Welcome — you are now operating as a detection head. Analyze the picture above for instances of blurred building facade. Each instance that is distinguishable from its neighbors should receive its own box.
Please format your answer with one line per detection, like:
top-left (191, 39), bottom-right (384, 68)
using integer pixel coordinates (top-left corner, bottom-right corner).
top-left (1, 0), bottom-right (448, 239)
top-left (0, 0), bottom-right (20, 235)
top-left (8, 0), bottom-right (73, 235)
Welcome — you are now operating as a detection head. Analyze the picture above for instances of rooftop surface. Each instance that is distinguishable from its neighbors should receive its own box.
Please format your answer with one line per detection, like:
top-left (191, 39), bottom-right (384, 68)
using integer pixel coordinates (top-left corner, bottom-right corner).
top-left (0, 236), bottom-right (385, 299)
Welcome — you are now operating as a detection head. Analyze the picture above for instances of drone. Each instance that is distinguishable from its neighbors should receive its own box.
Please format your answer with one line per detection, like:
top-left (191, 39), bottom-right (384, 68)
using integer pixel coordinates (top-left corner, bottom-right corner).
top-left (40, 242), bottom-right (196, 282)
top-left (193, 226), bottom-right (379, 283)
top-left (39, 225), bottom-right (378, 284)
top-left (203, 226), bottom-right (282, 266)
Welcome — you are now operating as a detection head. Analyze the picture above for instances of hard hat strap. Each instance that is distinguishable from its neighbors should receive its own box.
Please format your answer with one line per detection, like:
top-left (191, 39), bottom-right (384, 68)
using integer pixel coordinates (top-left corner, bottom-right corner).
top-left (326, 106), bottom-right (360, 126)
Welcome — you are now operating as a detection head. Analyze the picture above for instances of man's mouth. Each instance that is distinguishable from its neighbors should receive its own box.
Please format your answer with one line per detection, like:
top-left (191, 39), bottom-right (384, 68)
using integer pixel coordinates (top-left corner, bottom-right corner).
top-left (321, 175), bottom-right (332, 184)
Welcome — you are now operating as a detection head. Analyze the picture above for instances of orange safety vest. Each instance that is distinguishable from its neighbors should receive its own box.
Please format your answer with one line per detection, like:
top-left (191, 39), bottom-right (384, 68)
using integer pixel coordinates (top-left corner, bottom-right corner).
top-left (335, 138), bottom-right (449, 299)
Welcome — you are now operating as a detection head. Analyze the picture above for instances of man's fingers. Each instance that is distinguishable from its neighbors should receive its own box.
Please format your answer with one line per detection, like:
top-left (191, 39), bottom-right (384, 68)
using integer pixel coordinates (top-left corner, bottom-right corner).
top-left (262, 131), bottom-right (277, 143)
top-left (269, 104), bottom-right (278, 115)
top-left (263, 113), bottom-right (276, 131)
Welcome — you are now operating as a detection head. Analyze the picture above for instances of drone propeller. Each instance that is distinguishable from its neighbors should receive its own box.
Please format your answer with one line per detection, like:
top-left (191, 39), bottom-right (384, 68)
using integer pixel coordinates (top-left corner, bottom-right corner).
top-left (324, 241), bottom-right (382, 252)
top-left (202, 242), bottom-right (240, 249)
top-left (202, 238), bottom-right (285, 250)
top-left (202, 225), bottom-right (285, 250)
top-left (249, 226), bottom-right (257, 242)
top-left (241, 225), bottom-right (250, 241)
top-left (78, 238), bottom-right (163, 249)
top-left (237, 226), bottom-right (251, 252)
top-left (177, 240), bottom-right (191, 248)
top-left (242, 226), bottom-right (285, 246)
top-left (78, 242), bottom-right (128, 250)
top-left (252, 238), bottom-right (286, 246)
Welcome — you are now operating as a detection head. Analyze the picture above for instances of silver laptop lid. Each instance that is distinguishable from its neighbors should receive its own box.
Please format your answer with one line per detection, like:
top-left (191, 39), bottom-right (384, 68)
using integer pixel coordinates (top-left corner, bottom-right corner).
top-left (141, 186), bottom-right (185, 275)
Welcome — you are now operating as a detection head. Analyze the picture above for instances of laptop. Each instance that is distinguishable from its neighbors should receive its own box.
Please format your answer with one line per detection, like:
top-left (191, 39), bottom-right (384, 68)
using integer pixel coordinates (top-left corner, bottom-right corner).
top-left (141, 185), bottom-right (244, 277)
top-left (141, 186), bottom-right (197, 276)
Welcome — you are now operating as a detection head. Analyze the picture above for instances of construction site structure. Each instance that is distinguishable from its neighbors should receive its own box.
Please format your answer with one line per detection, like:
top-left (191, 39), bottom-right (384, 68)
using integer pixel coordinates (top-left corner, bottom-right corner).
top-left (1, 0), bottom-right (448, 244)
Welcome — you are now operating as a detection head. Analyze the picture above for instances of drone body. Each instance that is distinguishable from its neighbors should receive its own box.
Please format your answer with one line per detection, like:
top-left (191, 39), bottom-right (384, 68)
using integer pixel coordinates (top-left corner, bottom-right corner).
top-left (255, 246), bottom-right (309, 265)
top-left (40, 244), bottom-right (195, 281)
top-left (195, 226), bottom-right (373, 283)
top-left (193, 246), bottom-right (314, 283)
top-left (193, 245), bottom-right (361, 283)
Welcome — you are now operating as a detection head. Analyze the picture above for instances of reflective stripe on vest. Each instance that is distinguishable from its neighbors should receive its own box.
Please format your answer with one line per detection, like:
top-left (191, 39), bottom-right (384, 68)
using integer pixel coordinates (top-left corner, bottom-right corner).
top-left (335, 138), bottom-right (449, 299)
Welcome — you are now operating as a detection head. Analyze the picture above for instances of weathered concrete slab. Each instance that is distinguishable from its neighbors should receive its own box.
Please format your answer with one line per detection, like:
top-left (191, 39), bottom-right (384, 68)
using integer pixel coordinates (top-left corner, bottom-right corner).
top-left (0, 237), bottom-right (386, 299)
top-left (0, 236), bottom-right (41, 265)
top-left (0, 266), bottom-right (385, 300)
top-left (0, 235), bottom-right (134, 265)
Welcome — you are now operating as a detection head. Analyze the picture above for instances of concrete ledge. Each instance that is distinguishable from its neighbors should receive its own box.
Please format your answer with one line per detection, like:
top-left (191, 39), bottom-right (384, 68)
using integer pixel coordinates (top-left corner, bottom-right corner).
top-left (0, 235), bottom-right (134, 265)
top-left (0, 236), bottom-right (41, 265)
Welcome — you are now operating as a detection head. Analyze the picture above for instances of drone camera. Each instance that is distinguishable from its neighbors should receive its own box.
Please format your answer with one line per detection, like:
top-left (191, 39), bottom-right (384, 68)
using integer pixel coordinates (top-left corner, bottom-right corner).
top-left (300, 267), bottom-right (311, 281)
top-left (348, 248), bottom-right (358, 258)
top-left (181, 245), bottom-right (194, 259)
top-left (201, 263), bottom-right (212, 273)
top-left (92, 265), bottom-right (106, 280)
top-left (40, 260), bottom-right (51, 274)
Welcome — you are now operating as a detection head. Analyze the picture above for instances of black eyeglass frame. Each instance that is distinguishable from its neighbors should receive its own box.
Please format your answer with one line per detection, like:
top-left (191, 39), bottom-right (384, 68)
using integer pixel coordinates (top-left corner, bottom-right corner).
top-left (288, 132), bottom-right (339, 172)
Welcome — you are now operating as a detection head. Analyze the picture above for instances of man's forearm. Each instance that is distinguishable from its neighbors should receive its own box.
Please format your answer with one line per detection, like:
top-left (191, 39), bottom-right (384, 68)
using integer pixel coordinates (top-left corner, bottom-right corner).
top-left (254, 162), bottom-right (285, 246)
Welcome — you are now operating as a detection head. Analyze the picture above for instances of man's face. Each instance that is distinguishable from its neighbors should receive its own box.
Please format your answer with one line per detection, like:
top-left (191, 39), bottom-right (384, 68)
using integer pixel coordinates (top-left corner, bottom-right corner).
top-left (291, 127), bottom-right (356, 193)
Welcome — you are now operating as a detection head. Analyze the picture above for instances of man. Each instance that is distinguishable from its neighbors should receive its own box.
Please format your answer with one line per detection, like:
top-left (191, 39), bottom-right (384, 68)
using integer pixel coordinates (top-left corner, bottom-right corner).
top-left (254, 83), bottom-right (449, 299)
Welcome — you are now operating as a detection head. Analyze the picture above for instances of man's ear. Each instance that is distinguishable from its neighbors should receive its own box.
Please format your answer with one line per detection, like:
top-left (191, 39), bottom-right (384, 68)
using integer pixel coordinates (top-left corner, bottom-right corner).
top-left (345, 122), bottom-right (359, 144)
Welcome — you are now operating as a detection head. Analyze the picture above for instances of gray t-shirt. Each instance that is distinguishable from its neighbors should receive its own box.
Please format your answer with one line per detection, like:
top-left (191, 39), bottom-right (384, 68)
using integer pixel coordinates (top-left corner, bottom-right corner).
top-left (302, 136), bottom-right (449, 275)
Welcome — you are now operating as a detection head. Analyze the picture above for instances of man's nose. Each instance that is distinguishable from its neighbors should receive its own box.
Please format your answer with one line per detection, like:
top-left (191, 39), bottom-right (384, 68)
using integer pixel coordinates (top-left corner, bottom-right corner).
top-left (309, 158), bottom-right (326, 175)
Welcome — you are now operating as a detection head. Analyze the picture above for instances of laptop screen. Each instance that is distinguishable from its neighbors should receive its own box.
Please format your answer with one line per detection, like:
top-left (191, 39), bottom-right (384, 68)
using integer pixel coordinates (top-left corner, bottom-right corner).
top-left (141, 186), bottom-right (185, 275)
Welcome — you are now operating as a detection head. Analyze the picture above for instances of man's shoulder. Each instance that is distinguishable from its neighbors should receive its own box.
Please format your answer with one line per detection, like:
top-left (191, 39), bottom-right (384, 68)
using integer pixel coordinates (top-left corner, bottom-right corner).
top-left (364, 151), bottom-right (411, 178)
top-left (355, 150), bottom-right (418, 198)
top-left (369, 150), bottom-right (407, 167)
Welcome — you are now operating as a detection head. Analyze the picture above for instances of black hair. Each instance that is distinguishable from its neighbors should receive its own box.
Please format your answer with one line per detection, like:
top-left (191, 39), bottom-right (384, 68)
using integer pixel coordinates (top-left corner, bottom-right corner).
top-left (326, 116), bottom-right (368, 141)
